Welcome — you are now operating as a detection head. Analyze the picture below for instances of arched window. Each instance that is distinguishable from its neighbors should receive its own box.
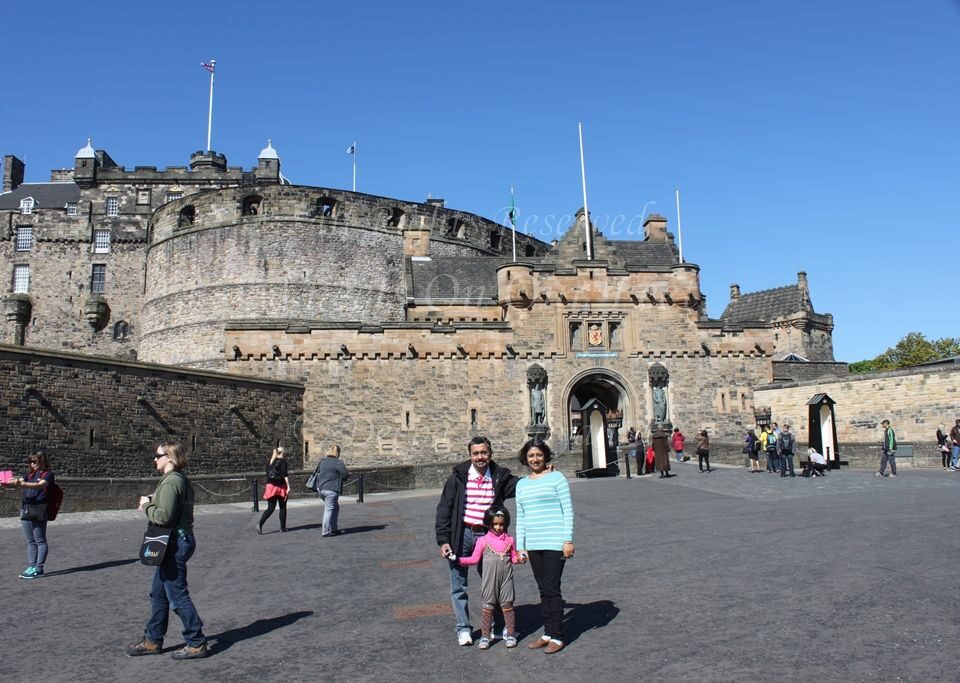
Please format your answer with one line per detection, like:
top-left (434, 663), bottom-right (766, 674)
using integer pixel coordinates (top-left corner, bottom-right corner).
top-left (242, 195), bottom-right (263, 216)
top-left (525, 244), bottom-right (536, 257)
top-left (446, 217), bottom-right (464, 238)
top-left (113, 320), bottom-right (129, 341)
top-left (178, 205), bottom-right (196, 227)
top-left (490, 230), bottom-right (502, 251)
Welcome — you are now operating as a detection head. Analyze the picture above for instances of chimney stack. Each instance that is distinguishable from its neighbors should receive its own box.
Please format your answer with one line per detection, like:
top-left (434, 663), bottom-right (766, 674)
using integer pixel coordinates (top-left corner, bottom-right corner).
top-left (643, 214), bottom-right (668, 242)
top-left (3, 155), bottom-right (25, 193)
top-left (730, 283), bottom-right (740, 300)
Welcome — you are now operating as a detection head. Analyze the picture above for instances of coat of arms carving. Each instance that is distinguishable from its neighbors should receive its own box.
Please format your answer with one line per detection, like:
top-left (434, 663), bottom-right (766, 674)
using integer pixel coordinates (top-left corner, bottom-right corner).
top-left (587, 323), bottom-right (603, 347)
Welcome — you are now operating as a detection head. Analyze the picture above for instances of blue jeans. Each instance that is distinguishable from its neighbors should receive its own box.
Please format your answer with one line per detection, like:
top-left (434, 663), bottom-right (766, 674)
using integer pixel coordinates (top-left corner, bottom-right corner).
top-left (319, 490), bottom-right (340, 535)
top-left (449, 527), bottom-right (483, 633)
top-left (145, 531), bottom-right (205, 647)
top-left (766, 450), bottom-right (779, 471)
top-left (952, 445), bottom-right (960, 469)
top-left (780, 453), bottom-right (795, 477)
top-left (21, 520), bottom-right (48, 571)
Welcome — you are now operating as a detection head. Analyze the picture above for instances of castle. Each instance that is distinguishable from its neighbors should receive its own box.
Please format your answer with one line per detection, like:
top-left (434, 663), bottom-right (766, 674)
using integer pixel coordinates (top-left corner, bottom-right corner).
top-left (1, 141), bottom-right (841, 469)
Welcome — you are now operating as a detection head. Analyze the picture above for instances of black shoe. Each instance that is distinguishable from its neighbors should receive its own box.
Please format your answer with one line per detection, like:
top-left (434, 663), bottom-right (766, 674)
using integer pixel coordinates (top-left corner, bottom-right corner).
top-left (281, 528), bottom-right (288, 532)
top-left (257, 524), bottom-right (263, 535)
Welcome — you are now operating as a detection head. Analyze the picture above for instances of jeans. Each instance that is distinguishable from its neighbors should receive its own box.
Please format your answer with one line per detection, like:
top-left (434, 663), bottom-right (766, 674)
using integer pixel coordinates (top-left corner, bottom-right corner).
top-left (952, 445), bottom-right (960, 469)
top-left (145, 531), bottom-right (205, 647)
top-left (780, 453), bottom-right (795, 477)
top-left (674, 450), bottom-right (683, 463)
top-left (21, 520), bottom-right (48, 571)
top-left (698, 451), bottom-right (711, 471)
top-left (766, 450), bottom-right (779, 472)
top-left (528, 550), bottom-right (566, 640)
top-left (879, 451), bottom-right (897, 476)
top-left (449, 527), bottom-right (483, 632)
top-left (319, 490), bottom-right (340, 535)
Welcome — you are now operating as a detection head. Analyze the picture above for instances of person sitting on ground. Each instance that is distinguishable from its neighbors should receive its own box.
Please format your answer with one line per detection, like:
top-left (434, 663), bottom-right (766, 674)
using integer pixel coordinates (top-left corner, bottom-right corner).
top-left (808, 448), bottom-right (827, 477)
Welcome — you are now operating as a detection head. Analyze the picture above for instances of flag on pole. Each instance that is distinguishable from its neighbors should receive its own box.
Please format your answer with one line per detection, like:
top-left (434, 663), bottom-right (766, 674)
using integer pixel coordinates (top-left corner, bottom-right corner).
top-left (201, 62), bottom-right (215, 73)
top-left (509, 186), bottom-right (517, 262)
top-left (346, 145), bottom-right (355, 155)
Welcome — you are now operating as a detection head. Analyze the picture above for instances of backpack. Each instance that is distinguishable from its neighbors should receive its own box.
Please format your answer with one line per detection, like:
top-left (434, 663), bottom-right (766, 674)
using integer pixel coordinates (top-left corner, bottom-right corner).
top-left (44, 476), bottom-right (64, 521)
top-left (766, 432), bottom-right (777, 450)
top-left (780, 433), bottom-right (794, 454)
top-left (266, 460), bottom-right (284, 481)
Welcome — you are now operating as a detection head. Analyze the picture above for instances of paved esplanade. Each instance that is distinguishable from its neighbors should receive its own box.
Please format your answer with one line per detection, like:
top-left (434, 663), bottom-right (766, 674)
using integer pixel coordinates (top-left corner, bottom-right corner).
top-left (2, 466), bottom-right (957, 682)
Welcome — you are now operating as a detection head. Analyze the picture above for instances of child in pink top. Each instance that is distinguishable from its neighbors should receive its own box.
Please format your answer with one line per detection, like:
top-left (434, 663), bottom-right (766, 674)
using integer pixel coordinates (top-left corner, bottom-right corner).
top-left (459, 506), bottom-right (521, 649)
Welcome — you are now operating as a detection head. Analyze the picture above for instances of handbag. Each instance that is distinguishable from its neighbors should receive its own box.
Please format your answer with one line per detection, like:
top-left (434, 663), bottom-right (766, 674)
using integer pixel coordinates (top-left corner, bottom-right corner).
top-left (305, 461), bottom-right (323, 491)
top-left (21, 502), bottom-right (47, 522)
top-left (139, 524), bottom-right (173, 566)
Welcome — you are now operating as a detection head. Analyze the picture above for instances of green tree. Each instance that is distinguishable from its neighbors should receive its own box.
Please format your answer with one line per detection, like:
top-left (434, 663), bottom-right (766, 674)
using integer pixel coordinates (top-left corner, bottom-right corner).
top-left (849, 332), bottom-right (960, 373)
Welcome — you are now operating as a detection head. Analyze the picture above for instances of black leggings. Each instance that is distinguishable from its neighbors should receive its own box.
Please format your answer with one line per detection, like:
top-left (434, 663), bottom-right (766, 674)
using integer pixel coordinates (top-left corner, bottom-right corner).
top-left (528, 550), bottom-right (566, 640)
top-left (259, 496), bottom-right (287, 530)
top-left (698, 451), bottom-right (711, 471)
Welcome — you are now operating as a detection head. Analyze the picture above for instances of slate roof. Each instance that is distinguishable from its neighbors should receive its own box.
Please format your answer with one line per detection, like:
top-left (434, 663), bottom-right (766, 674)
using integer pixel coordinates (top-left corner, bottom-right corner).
top-left (608, 240), bottom-right (678, 267)
top-left (0, 182), bottom-right (80, 210)
top-left (720, 284), bottom-right (806, 323)
top-left (409, 257), bottom-right (515, 300)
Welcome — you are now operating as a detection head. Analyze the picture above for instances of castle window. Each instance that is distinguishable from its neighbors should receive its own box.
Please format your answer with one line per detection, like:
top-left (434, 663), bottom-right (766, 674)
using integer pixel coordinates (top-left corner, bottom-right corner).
top-left (136, 189), bottom-right (151, 205)
top-left (90, 264), bottom-right (106, 293)
top-left (569, 322), bottom-right (583, 350)
top-left (178, 205), bottom-right (196, 227)
top-left (20, 198), bottom-right (35, 214)
top-left (446, 217), bottom-right (464, 238)
top-left (15, 226), bottom-right (33, 252)
top-left (242, 195), bottom-right (263, 216)
top-left (609, 321), bottom-right (622, 349)
top-left (13, 265), bottom-right (30, 293)
top-left (106, 197), bottom-right (119, 217)
top-left (113, 320), bottom-right (129, 341)
top-left (94, 230), bottom-right (111, 254)
top-left (490, 230), bottom-right (502, 251)
top-left (525, 244), bottom-right (536, 257)
top-left (316, 198), bottom-right (336, 217)
top-left (66, 202), bottom-right (79, 216)
top-left (386, 207), bottom-right (404, 227)
top-left (165, 191), bottom-right (183, 204)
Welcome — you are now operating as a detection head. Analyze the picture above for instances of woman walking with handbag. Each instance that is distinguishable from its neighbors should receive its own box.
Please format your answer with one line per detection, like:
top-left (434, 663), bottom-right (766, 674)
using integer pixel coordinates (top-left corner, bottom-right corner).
top-left (258, 447), bottom-right (290, 533)
top-left (10, 452), bottom-right (54, 579)
top-left (127, 442), bottom-right (208, 660)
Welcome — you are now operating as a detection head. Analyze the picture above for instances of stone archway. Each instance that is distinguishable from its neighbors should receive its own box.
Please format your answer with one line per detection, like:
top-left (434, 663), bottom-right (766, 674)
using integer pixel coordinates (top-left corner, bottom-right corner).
top-left (564, 370), bottom-right (632, 471)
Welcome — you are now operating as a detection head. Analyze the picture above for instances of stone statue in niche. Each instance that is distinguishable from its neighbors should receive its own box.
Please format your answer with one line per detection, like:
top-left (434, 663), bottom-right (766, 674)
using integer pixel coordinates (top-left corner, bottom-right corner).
top-left (527, 364), bottom-right (548, 427)
top-left (648, 363), bottom-right (671, 430)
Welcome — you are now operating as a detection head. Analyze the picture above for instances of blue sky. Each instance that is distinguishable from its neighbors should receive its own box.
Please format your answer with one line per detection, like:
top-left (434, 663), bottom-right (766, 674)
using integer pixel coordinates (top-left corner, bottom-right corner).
top-left (3, 1), bottom-right (957, 362)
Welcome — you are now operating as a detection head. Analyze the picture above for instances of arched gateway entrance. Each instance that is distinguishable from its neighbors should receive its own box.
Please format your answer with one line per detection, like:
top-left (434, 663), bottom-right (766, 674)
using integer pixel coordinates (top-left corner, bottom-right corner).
top-left (566, 371), bottom-right (632, 473)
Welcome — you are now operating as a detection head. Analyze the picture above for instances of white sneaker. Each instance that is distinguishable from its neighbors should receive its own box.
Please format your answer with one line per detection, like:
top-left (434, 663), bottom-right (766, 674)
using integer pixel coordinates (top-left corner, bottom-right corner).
top-left (457, 630), bottom-right (473, 646)
top-left (875, 472), bottom-right (882, 478)
top-left (477, 637), bottom-right (491, 650)
top-left (889, 474), bottom-right (897, 478)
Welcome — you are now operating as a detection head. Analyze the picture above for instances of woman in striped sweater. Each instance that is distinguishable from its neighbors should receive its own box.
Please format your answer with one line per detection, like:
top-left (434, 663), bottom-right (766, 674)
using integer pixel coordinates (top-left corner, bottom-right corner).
top-left (515, 439), bottom-right (575, 654)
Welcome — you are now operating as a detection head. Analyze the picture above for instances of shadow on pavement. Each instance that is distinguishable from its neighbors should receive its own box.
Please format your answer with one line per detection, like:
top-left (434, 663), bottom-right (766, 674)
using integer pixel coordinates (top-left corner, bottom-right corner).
top-left (284, 523), bottom-right (387, 534)
top-left (45, 558), bottom-right (139, 576)
top-left (209, 610), bottom-right (314, 655)
top-left (514, 599), bottom-right (620, 644)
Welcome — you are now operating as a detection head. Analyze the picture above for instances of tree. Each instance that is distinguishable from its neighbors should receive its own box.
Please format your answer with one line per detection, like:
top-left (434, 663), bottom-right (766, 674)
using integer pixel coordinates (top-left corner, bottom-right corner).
top-left (849, 332), bottom-right (960, 373)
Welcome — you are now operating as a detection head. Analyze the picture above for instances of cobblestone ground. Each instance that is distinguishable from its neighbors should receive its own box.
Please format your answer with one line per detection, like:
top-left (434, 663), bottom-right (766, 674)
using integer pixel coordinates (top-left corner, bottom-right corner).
top-left (1, 464), bottom-right (957, 682)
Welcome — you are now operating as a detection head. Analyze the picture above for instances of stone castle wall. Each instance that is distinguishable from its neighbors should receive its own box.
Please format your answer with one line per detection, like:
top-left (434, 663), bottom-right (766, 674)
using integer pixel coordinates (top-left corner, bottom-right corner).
top-left (755, 363), bottom-right (960, 466)
top-left (0, 344), bottom-right (304, 478)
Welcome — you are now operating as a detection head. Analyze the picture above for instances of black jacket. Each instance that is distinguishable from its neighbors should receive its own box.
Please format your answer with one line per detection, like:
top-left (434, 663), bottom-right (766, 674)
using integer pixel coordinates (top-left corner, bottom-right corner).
top-left (435, 460), bottom-right (517, 549)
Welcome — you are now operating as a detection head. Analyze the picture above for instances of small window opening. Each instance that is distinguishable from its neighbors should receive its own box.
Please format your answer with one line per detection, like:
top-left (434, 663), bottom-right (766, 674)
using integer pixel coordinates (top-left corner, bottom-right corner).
top-left (178, 205), bottom-right (196, 227)
top-left (242, 195), bottom-right (263, 216)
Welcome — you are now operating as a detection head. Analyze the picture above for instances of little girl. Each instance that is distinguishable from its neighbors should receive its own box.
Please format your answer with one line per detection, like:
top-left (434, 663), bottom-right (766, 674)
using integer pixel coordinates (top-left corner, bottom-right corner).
top-left (459, 506), bottom-right (521, 649)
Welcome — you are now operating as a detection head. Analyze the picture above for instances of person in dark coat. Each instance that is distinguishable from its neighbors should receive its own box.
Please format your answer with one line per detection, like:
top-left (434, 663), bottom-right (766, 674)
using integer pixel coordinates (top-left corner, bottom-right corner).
top-left (652, 428), bottom-right (672, 478)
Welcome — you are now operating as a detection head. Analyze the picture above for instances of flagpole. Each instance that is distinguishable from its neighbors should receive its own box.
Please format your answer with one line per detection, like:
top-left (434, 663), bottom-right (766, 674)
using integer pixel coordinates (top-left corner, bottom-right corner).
top-left (352, 141), bottom-right (357, 192)
top-left (206, 59), bottom-right (216, 152)
top-left (510, 185), bottom-right (517, 262)
top-left (675, 186), bottom-right (684, 264)
top-left (578, 122), bottom-right (592, 260)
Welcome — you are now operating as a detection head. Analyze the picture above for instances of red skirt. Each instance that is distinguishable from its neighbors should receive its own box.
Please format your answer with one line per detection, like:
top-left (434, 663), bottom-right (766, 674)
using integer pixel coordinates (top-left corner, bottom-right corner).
top-left (263, 483), bottom-right (288, 500)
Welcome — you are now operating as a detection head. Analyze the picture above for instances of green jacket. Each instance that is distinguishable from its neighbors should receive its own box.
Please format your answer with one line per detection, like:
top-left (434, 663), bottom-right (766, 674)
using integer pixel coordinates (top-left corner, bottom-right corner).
top-left (145, 470), bottom-right (194, 531)
top-left (883, 427), bottom-right (897, 453)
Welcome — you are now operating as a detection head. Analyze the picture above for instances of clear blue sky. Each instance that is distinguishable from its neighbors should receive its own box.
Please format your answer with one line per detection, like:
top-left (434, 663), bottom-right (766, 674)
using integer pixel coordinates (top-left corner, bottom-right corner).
top-left (3, 1), bottom-right (957, 362)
